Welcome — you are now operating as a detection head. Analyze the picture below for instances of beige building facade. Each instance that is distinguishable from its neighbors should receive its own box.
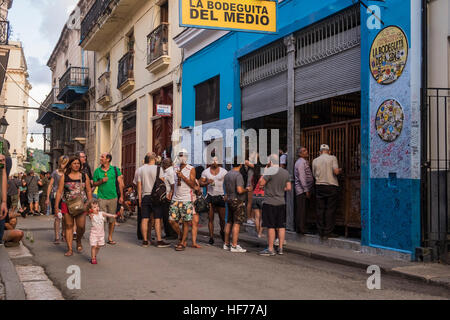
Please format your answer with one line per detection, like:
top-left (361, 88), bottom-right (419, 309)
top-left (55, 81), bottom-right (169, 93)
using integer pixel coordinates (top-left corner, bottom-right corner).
top-left (37, 2), bottom-right (96, 171)
top-left (3, 41), bottom-right (31, 174)
top-left (80, 0), bottom-right (183, 185)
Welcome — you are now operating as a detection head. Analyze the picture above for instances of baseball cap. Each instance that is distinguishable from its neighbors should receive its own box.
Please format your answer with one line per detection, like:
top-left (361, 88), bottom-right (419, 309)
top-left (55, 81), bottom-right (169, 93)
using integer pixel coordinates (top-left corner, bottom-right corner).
top-left (320, 144), bottom-right (330, 151)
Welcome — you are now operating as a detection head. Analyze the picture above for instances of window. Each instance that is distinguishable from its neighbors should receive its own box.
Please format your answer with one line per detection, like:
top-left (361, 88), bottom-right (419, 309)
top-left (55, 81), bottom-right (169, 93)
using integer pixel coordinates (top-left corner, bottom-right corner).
top-left (160, 2), bottom-right (168, 23)
top-left (195, 76), bottom-right (220, 124)
top-left (127, 31), bottom-right (135, 52)
top-left (106, 54), bottom-right (110, 72)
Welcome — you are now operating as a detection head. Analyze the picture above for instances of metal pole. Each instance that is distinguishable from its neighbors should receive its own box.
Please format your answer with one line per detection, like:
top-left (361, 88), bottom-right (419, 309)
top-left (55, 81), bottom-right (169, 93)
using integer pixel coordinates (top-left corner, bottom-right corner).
top-left (284, 34), bottom-right (296, 231)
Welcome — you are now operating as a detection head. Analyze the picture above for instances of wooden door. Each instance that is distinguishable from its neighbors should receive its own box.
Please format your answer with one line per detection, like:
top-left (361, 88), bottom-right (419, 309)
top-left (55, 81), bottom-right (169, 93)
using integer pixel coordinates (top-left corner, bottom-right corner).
top-left (300, 119), bottom-right (361, 235)
top-left (152, 86), bottom-right (173, 156)
top-left (122, 128), bottom-right (136, 187)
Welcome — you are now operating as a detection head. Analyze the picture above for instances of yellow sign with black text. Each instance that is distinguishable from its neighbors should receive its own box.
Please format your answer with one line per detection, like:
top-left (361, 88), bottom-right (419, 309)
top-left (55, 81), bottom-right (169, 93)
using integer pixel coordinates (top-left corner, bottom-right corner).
top-left (180, 0), bottom-right (277, 33)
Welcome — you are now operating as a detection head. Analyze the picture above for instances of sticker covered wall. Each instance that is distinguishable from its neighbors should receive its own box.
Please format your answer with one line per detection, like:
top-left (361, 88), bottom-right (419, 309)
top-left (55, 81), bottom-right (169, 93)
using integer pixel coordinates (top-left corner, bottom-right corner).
top-left (361, 0), bottom-right (422, 257)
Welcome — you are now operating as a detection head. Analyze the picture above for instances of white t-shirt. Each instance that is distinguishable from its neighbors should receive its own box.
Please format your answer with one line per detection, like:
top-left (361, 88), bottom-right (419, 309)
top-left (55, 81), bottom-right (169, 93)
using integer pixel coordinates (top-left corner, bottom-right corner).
top-left (133, 166), bottom-right (142, 185)
top-left (201, 167), bottom-right (228, 196)
top-left (163, 166), bottom-right (175, 193)
top-left (172, 164), bottom-right (194, 202)
top-left (137, 164), bottom-right (164, 196)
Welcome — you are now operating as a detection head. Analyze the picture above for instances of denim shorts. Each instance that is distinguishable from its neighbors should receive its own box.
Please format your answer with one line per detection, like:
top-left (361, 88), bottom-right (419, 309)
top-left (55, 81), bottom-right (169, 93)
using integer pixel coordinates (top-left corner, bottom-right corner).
top-left (252, 196), bottom-right (265, 210)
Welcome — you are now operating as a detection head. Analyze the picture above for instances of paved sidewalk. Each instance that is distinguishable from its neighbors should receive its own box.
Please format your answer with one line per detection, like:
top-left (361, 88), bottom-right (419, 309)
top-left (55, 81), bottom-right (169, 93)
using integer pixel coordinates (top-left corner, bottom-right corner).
top-left (195, 217), bottom-right (450, 291)
top-left (0, 237), bottom-right (64, 300)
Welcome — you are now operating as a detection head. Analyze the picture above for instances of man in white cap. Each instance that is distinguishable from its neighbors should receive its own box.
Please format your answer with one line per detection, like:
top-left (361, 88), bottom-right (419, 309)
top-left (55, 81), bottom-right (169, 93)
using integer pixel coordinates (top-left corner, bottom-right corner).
top-left (168, 148), bottom-right (197, 251)
top-left (312, 144), bottom-right (342, 239)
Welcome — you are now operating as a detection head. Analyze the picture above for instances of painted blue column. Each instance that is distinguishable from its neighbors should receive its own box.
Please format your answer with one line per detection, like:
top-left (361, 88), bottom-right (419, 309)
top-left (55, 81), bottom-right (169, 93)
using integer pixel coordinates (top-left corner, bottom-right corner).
top-left (360, 0), bottom-right (422, 259)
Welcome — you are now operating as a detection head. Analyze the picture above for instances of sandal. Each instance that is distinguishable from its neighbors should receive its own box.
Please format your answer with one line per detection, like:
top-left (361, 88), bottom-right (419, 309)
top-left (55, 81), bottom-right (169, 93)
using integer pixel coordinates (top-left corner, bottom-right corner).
top-left (76, 244), bottom-right (83, 253)
top-left (53, 239), bottom-right (60, 245)
top-left (191, 244), bottom-right (202, 248)
top-left (64, 250), bottom-right (73, 257)
top-left (107, 240), bottom-right (117, 245)
top-left (89, 258), bottom-right (97, 265)
top-left (175, 243), bottom-right (185, 251)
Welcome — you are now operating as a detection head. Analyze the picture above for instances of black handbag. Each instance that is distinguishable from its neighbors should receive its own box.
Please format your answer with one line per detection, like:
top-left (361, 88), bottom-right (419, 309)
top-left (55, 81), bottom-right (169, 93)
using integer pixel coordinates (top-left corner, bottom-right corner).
top-left (150, 166), bottom-right (167, 206)
top-left (194, 194), bottom-right (209, 213)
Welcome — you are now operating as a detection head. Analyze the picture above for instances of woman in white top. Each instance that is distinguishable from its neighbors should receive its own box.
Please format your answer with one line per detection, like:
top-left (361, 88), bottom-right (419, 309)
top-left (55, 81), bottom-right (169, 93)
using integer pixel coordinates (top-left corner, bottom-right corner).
top-left (200, 157), bottom-right (228, 245)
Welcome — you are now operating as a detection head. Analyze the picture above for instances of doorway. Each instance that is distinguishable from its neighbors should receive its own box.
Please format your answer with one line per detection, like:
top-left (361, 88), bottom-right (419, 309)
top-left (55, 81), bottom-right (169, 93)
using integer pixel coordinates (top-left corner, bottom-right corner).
top-left (122, 102), bottom-right (136, 187)
top-left (299, 92), bottom-right (361, 238)
top-left (152, 85), bottom-right (173, 157)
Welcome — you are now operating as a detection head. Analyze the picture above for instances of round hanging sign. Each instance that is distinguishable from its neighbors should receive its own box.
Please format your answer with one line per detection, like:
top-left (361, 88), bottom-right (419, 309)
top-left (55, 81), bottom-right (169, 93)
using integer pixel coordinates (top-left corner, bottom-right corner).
top-left (375, 99), bottom-right (404, 142)
top-left (370, 26), bottom-right (408, 85)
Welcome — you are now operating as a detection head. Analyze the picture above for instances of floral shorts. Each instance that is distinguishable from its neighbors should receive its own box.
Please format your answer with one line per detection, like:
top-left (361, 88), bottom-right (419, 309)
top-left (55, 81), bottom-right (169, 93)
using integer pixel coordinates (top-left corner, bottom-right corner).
top-left (169, 201), bottom-right (194, 222)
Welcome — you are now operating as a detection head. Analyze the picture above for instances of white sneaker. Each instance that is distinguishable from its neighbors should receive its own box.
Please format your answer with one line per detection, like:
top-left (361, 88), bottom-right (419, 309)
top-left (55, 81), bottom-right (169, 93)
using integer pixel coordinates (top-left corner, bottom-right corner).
top-left (230, 244), bottom-right (247, 253)
top-left (246, 219), bottom-right (255, 225)
top-left (223, 244), bottom-right (230, 251)
top-left (274, 238), bottom-right (279, 246)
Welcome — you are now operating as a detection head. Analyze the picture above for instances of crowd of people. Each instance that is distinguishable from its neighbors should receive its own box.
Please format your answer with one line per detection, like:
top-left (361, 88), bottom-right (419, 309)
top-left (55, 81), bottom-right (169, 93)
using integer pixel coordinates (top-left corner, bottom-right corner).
top-left (0, 142), bottom-right (342, 264)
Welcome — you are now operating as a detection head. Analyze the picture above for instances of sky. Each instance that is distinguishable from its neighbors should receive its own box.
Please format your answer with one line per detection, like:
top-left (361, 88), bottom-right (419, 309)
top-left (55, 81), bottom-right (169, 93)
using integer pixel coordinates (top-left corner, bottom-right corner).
top-left (8, 0), bottom-right (78, 149)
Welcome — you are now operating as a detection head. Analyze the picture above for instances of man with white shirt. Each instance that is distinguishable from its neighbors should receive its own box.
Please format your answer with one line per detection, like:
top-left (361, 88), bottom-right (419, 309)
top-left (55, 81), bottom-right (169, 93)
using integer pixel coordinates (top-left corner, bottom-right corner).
top-left (312, 144), bottom-right (342, 239)
top-left (137, 152), bottom-right (170, 248)
top-left (200, 157), bottom-right (228, 245)
top-left (169, 149), bottom-right (197, 251)
top-left (161, 158), bottom-right (177, 240)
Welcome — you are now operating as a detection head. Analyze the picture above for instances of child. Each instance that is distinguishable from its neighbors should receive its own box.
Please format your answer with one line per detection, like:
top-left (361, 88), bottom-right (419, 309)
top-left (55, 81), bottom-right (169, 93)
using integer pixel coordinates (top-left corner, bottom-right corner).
top-left (86, 199), bottom-right (116, 264)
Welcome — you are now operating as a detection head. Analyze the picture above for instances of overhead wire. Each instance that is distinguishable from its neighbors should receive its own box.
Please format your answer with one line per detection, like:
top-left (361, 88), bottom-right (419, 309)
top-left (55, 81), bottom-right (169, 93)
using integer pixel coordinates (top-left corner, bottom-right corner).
top-left (0, 59), bottom-right (128, 122)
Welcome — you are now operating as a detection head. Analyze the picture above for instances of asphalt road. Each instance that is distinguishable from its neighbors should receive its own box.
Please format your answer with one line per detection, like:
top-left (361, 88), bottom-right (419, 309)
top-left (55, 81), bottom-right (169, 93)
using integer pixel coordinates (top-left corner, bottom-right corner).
top-left (14, 216), bottom-right (450, 300)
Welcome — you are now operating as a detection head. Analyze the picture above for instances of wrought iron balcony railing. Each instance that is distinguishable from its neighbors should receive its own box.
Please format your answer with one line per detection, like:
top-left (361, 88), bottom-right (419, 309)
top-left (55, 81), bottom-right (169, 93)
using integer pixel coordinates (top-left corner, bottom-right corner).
top-left (59, 67), bottom-right (89, 92)
top-left (0, 20), bottom-right (10, 45)
top-left (81, 0), bottom-right (114, 43)
top-left (117, 51), bottom-right (134, 89)
top-left (38, 88), bottom-right (59, 121)
top-left (98, 71), bottom-right (111, 101)
top-left (147, 23), bottom-right (169, 65)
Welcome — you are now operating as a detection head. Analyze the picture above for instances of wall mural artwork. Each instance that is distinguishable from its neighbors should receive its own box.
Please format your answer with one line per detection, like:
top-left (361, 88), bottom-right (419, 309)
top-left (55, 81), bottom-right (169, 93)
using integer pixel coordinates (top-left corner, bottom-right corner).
top-left (370, 26), bottom-right (408, 85)
top-left (375, 99), bottom-right (404, 142)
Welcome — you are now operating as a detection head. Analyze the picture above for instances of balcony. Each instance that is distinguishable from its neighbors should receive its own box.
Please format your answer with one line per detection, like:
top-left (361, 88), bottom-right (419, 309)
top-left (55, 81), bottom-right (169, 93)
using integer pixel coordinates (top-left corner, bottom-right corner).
top-left (57, 67), bottom-right (89, 103)
top-left (80, 0), bottom-right (143, 51)
top-left (97, 71), bottom-right (111, 105)
top-left (146, 23), bottom-right (170, 74)
top-left (117, 51), bottom-right (134, 92)
top-left (0, 20), bottom-right (10, 45)
top-left (37, 88), bottom-right (69, 125)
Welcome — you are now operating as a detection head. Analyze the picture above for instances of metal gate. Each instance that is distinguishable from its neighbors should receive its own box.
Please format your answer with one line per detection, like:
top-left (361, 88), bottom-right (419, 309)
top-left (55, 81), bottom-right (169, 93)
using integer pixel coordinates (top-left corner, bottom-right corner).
top-left (301, 119), bottom-right (361, 236)
top-left (422, 88), bottom-right (450, 262)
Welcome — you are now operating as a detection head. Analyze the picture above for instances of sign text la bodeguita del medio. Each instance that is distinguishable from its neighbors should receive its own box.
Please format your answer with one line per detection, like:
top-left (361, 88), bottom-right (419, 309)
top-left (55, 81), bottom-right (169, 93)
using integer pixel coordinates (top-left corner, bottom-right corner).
top-left (180, 0), bottom-right (277, 33)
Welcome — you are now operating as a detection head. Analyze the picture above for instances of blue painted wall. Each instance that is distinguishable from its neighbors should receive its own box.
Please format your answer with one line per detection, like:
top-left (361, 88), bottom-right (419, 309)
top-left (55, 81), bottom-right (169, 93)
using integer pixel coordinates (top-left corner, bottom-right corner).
top-left (181, 0), bottom-right (422, 258)
top-left (181, 0), bottom-right (356, 130)
top-left (361, 0), bottom-right (421, 257)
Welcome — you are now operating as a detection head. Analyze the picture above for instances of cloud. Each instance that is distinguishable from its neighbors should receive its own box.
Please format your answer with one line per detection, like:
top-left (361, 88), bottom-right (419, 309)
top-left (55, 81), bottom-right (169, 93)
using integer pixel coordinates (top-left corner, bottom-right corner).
top-left (30, 0), bottom-right (79, 46)
top-left (27, 56), bottom-right (51, 86)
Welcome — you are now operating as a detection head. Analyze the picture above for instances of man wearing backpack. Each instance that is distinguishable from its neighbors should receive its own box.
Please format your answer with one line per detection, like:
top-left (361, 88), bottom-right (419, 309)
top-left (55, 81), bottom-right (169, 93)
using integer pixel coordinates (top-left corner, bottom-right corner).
top-left (93, 153), bottom-right (124, 245)
top-left (136, 152), bottom-right (170, 248)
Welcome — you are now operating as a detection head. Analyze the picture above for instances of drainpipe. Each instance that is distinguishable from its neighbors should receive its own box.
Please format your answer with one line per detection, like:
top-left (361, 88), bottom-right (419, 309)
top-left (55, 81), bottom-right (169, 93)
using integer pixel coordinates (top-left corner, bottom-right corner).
top-left (420, 0), bottom-right (428, 249)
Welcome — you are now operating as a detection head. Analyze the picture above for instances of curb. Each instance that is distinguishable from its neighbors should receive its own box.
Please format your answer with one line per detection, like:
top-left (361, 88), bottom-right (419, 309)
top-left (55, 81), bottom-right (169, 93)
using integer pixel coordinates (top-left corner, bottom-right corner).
top-left (0, 246), bottom-right (26, 300)
top-left (197, 229), bottom-right (450, 292)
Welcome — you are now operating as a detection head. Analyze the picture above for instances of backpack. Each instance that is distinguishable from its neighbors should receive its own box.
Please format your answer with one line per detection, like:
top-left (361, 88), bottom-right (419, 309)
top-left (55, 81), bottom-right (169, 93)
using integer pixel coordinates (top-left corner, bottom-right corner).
top-left (150, 166), bottom-right (166, 205)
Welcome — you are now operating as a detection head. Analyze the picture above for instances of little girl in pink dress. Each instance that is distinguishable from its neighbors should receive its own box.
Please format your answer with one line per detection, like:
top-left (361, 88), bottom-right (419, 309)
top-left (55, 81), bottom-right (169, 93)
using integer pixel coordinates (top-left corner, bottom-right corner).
top-left (86, 199), bottom-right (116, 264)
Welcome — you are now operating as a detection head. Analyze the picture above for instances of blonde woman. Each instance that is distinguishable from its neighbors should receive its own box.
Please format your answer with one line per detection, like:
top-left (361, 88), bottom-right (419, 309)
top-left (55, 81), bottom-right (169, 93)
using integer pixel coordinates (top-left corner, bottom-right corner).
top-left (46, 155), bottom-right (69, 244)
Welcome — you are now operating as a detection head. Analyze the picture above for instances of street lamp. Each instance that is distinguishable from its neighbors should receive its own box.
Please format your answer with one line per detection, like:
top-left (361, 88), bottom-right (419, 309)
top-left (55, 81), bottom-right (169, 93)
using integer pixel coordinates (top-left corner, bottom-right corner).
top-left (0, 116), bottom-right (8, 135)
